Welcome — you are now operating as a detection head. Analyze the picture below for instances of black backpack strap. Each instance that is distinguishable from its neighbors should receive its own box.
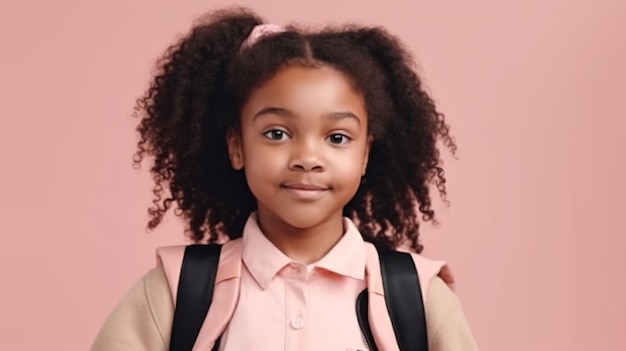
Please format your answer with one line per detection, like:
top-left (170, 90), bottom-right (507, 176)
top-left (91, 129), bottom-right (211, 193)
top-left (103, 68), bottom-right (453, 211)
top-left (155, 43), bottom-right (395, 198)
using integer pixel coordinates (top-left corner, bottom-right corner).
top-left (169, 244), bottom-right (222, 351)
top-left (356, 247), bottom-right (428, 351)
top-left (356, 290), bottom-right (377, 351)
top-left (379, 247), bottom-right (428, 351)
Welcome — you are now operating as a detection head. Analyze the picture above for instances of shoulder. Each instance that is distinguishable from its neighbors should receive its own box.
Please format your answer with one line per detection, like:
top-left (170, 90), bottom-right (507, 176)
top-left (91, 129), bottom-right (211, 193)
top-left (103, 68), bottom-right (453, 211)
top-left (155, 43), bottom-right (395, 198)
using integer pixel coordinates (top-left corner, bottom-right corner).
top-left (404, 251), bottom-right (455, 302)
top-left (91, 266), bottom-right (173, 351)
top-left (155, 240), bottom-right (243, 299)
top-left (402, 252), bottom-right (478, 349)
top-left (424, 276), bottom-right (461, 330)
top-left (423, 276), bottom-right (480, 350)
top-left (144, 266), bottom-right (175, 333)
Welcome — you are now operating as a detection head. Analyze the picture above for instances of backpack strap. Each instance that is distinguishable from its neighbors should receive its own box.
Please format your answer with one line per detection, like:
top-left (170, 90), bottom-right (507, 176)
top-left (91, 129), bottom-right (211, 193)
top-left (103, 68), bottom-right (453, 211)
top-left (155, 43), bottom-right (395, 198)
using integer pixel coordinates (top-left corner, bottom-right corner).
top-left (169, 244), bottom-right (222, 351)
top-left (378, 247), bottom-right (428, 351)
top-left (356, 246), bottom-right (428, 351)
top-left (356, 290), bottom-right (377, 350)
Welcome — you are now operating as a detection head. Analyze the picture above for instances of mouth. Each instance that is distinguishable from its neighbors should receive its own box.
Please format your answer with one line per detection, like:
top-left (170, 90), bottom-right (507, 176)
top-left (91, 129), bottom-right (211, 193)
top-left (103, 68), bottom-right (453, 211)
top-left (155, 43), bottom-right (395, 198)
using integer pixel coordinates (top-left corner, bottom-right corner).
top-left (281, 183), bottom-right (330, 200)
top-left (282, 182), bottom-right (329, 191)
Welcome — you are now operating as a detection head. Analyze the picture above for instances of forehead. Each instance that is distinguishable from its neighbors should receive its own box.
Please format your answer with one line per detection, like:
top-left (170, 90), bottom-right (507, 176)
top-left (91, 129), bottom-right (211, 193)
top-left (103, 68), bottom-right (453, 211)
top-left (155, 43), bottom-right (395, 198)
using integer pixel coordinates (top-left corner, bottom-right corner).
top-left (242, 65), bottom-right (367, 119)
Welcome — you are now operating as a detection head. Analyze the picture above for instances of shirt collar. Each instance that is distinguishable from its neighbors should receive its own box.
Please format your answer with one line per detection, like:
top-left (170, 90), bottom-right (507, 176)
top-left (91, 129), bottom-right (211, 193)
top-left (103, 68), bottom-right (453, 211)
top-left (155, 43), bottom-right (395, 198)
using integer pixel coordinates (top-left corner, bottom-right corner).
top-left (313, 217), bottom-right (366, 280)
top-left (241, 212), bottom-right (367, 290)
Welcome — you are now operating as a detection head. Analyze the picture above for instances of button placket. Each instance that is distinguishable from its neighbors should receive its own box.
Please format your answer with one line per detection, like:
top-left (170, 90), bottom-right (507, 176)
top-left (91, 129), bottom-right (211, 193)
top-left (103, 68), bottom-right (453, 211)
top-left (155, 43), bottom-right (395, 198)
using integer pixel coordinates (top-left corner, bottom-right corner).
top-left (284, 262), bottom-right (308, 351)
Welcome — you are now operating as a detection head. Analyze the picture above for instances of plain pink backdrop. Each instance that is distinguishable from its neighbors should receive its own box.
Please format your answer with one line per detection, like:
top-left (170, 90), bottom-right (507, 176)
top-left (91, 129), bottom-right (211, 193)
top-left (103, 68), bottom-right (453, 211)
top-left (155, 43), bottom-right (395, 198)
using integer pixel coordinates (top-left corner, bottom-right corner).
top-left (1, 0), bottom-right (625, 350)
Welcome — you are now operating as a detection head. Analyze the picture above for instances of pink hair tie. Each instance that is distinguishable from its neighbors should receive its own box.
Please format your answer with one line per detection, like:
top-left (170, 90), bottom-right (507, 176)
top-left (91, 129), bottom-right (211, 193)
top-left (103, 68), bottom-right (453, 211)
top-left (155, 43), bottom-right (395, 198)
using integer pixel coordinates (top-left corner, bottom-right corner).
top-left (240, 24), bottom-right (286, 51)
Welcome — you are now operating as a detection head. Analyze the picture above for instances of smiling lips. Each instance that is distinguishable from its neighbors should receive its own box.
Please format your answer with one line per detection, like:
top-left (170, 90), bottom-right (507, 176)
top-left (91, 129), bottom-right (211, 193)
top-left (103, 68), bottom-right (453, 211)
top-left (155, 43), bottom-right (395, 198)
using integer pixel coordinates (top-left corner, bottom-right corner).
top-left (281, 183), bottom-right (329, 200)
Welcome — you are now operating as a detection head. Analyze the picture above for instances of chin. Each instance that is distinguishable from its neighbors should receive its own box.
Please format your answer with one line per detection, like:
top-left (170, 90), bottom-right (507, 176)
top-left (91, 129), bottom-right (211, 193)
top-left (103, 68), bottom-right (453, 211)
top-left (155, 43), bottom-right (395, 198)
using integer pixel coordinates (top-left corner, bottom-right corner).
top-left (282, 212), bottom-right (327, 229)
top-left (269, 207), bottom-right (338, 230)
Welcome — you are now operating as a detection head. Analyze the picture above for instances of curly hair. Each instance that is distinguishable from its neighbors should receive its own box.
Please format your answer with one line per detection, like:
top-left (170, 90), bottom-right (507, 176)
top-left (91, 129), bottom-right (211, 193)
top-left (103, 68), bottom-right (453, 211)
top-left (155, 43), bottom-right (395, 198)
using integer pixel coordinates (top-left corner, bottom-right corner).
top-left (132, 7), bottom-right (456, 252)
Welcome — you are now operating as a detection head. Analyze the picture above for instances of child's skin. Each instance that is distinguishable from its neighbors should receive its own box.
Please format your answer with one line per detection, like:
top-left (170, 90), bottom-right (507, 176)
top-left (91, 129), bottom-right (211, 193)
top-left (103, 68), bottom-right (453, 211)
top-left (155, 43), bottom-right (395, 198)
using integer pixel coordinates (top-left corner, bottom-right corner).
top-left (227, 65), bottom-right (372, 264)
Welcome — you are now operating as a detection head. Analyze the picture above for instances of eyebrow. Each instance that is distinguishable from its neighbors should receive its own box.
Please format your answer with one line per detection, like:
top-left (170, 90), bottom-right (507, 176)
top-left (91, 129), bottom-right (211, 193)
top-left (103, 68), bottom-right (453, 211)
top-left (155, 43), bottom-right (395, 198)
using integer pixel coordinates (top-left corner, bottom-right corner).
top-left (253, 106), bottom-right (361, 124)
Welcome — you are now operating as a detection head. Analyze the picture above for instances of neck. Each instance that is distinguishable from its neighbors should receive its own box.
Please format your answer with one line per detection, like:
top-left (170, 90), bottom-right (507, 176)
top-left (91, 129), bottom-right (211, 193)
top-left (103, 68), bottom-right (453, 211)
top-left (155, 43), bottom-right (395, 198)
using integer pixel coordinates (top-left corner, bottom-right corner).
top-left (256, 209), bottom-right (345, 264)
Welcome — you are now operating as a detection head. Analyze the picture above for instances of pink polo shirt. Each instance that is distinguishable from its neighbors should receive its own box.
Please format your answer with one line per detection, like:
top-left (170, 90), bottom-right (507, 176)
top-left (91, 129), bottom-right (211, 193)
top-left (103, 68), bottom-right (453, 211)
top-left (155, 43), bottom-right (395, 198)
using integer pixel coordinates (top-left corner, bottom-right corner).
top-left (218, 214), bottom-right (370, 351)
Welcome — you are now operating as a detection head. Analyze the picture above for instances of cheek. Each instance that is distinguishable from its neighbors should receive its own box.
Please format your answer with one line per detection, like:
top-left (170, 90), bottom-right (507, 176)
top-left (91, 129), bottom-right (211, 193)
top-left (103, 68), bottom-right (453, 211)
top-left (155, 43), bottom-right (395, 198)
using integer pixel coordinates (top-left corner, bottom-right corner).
top-left (241, 143), bottom-right (287, 187)
top-left (330, 148), bottom-right (367, 185)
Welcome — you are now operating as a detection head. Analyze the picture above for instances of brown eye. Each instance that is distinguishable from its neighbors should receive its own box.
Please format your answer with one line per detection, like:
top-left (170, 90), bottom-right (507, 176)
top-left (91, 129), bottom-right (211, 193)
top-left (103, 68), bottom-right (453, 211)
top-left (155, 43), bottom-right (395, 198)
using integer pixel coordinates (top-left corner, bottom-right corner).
top-left (327, 133), bottom-right (350, 145)
top-left (263, 129), bottom-right (289, 141)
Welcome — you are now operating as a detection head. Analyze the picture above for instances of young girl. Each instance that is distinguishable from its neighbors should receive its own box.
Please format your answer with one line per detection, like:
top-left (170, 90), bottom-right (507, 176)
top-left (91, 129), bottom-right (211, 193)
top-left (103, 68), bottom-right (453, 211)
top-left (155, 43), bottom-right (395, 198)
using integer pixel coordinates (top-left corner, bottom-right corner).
top-left (92, 6), bottom-right (478, 351)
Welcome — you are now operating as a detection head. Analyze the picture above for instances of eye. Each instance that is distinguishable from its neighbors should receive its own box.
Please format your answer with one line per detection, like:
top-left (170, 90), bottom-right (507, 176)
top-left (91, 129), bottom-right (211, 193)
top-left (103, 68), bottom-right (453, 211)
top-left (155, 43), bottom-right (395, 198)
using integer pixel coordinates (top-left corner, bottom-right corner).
top-left (327, 133), bottom-right (351, 145)
top-left (263, 129), bottom-right (289, 141)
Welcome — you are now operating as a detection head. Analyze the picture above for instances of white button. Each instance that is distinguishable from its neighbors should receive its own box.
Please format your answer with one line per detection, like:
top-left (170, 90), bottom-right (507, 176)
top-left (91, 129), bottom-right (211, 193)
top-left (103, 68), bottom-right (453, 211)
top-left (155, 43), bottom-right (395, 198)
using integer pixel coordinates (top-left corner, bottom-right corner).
top-left (290, 316), bottom-right (304, 330)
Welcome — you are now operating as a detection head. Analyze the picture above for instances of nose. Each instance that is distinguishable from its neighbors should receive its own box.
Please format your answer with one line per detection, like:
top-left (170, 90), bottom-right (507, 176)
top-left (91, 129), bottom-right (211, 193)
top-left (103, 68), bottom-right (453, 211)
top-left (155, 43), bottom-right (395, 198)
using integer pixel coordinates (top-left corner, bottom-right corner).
top-left (288, 138), bottom-right (324, 172)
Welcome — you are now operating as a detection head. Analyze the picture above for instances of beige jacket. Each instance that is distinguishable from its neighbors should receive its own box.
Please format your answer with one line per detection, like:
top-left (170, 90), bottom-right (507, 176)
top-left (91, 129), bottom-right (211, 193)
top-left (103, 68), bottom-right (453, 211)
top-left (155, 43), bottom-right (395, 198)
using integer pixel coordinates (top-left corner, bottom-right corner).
top-left (92, 241), bottom-right (478, 350)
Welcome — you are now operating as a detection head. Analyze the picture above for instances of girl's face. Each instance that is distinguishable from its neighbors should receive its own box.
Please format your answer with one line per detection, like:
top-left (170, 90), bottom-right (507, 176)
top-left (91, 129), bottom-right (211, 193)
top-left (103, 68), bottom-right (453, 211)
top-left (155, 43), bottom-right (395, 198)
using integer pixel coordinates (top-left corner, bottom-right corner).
top-left (228, 65), bottom-right (372, 230)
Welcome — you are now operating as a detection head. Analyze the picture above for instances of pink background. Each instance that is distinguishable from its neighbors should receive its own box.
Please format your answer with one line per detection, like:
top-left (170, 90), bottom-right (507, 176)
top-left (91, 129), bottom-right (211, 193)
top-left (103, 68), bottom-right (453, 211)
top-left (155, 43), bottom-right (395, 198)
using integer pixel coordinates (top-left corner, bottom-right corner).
top-left (1, 0), bottom-right (625, 350)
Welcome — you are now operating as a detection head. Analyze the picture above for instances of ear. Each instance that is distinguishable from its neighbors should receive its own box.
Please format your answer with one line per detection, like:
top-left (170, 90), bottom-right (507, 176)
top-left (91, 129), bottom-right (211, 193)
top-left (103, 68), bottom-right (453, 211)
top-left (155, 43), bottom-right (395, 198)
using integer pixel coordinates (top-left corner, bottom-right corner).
top-left (362, 135), bottom-right (373, 176)
top-left (226, 128), bottom-right (244, 170)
